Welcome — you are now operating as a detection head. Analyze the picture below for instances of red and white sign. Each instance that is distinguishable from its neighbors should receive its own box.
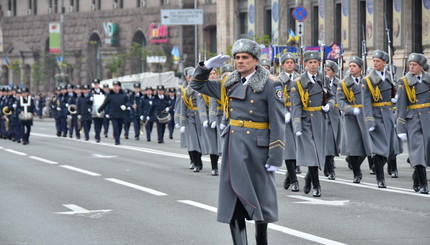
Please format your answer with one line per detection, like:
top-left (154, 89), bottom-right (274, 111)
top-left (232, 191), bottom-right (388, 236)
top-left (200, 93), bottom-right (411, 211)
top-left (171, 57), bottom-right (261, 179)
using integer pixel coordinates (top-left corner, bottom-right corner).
top-left (149, 24), bottom-right (168, 44)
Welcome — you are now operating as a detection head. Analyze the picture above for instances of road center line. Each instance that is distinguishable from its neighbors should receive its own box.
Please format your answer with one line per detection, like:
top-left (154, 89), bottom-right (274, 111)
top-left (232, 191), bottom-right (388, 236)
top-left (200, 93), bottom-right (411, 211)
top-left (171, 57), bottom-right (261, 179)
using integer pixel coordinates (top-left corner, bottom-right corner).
top-left (178, 200), bottom-right (347, 245)
top-left (60, 165), bottom-right (101, 176)
top-left (29, 156), bottom-right (58, 165)
top-left (105, 178), bottom-right (167, 196)
top-left (4, 149), bottom-right (27, 156)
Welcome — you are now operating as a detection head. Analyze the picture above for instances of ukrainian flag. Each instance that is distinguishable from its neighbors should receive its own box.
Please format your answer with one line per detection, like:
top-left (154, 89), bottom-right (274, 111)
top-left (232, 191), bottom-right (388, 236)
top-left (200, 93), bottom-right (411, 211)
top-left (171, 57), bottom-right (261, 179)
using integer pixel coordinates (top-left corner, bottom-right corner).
top-left (287, 29), bottom-right (300, 43)
top-left (3, 56), bottom-right (10, 68)
top-left (171, 46), bottom-right (180, 61)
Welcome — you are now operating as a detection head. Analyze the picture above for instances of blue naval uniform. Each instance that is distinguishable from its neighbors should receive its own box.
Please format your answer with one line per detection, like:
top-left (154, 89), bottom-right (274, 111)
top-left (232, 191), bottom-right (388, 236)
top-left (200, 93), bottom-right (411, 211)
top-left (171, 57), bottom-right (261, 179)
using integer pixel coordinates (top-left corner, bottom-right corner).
top-left (98, 89), bottom-right (128, 144)
top-left (125, 91), bottom-right (143, 139)
top-left (17, 96), bottom-right (35, 144)
top-left (67, 92), bottom-right (80, 138)
top-left (139, 95), bottom-right (155, 141)
top-left (77, 93), bottom-right (93, 140)
top-left (167, 94), bottom-right (176, 139)
top-left (148, 94), bottom-right (170, 143)
top-left (89, 88), bottom-right (105, 141)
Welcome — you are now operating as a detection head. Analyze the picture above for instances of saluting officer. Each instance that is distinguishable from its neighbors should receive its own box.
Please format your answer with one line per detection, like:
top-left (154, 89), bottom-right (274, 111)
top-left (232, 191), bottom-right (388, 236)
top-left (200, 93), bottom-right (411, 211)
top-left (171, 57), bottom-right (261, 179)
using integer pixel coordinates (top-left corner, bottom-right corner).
top-left (291, 50), bottom-right (336, 197)
top-left (278, 52), bottom-right (300, 192)
top-left (191, 39), bottom-right (285, 245)
top-left (148, 85), bottom-right (170, 143)
top-left (77, 84), bottom-right (93, 141)
top-left (396, 53), bottom-right (429, 194)
top-left (362, 50), bottom-right (401, 188)
top-left (337, 57), bottom-right (372, 183)
top-left (324, 60), bottom-right (342, 180)
top-left (98, 81), bottom-right (128, 145)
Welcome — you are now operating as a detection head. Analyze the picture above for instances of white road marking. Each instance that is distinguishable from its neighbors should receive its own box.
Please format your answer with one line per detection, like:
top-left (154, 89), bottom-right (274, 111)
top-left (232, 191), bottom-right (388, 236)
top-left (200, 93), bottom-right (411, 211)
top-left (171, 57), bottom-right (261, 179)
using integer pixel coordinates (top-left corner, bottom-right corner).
top-left (91, 154), bottom-right (117, 159)
top-left (0, 146), bottom-right (4, 149)
top-left (178, 200), bottom-right (347, 245)
top-left (60, 165), bottom-right (101, 176)
top-left (29, 156), bottom-right (58, 164)
top-left (288, 195), bottom-right (350, 206)
top-left (55, 204), bottom-right (111, 218)
top-left (105, 178), bottom-right (167, 196)
top-left (4, 149), bottom-right (27, 156)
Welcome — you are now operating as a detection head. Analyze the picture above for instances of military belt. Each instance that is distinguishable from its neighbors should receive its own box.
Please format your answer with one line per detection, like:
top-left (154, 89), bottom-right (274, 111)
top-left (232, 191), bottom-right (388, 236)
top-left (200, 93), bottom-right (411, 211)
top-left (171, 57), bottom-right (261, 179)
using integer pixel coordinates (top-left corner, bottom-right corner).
top-left (371, 102), bottom-right (393, 107)
top-left (351, 104), bottom-right (363, 108)
top-left (217, 106), bottom-right (223, 110)
top-left (188, 107), bottom-right (198, 111)
top-left (407, 103), bottom-right (430, 109)
top-left (302, 106), bottom-right (322, 111)
top-left (334, 104), bottom-right (339, 108)
top-left (285, 102), bottom-right (292, 106)
top-left (230, 119), bottom-right (269, 129)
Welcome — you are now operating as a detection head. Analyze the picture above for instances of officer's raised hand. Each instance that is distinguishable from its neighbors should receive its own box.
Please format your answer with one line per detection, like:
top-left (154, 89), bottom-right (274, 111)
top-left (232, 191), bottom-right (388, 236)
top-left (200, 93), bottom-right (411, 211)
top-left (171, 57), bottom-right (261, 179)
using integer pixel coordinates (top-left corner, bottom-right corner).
top-left (204, 54), bottom-right (230, 69)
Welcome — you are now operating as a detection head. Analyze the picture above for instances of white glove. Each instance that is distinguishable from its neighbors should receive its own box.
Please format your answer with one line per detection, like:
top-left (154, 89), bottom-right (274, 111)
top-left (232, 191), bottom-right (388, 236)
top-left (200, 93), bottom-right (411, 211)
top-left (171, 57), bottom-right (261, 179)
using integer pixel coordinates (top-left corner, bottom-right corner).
top-left (127, 107), bottom-right (131, 110)
top-left (77, 115), bottom-right (82, 120)
top-left (368, 127), bottom-right (375, 132)
top-left (57, 107), bottom-right (61, 111)
top-left (12, 104), bottom-right (17, 108)
top-left (149, 101), bottom-right (153, 105)
top-left (220, 123), bottom-right (226, 130)
top-left (105, 114), bottom-right (110, 118)
top-left (146, 116), bottom-right (150, 121)
top-left (90, 97), bottom-right (94, 101)
top-left (65, 103), bottom-right (69, 107)
top-left (88, 108), bottom-right (91, 112)
top-left (67, 115), bottom-right (72, 119)
top-left (398, 133), bottom-right (407, 141)
top-left (203, 120), bottom-right (209, 128)
top-left (120, 105), bottom-right (126, 111)
top-left (285, 112), bottom-right (291, 123)
top-left (210, 121), bottom-right (217, 128)
top-left (140, 115), bottom-right (144, 121)
top-left (265, 164), bottom-right (279, 172)
top-left (204, 54), bottom-right (231, 69)
top-left (322, 104), bottom-right (330, 112)
top-left (391, 94), bottom-right (398, 103)
top-left (165, 107), bottom-right (170, 112)
top-left (353, 108), bottom-right (360, 116)
top-left (180, 126), bottom-right (186, 133)
top-left (296, 131), bottom-right (302, 136)
top-left (175, 123), bottom-right (181, 129)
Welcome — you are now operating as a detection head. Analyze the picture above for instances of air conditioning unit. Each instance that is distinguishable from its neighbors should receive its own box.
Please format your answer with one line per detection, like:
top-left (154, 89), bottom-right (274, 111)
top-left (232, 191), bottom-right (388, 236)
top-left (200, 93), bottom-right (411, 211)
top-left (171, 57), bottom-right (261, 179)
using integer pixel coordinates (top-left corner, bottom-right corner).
top-left (27, 9), bottom-right (32, 15)
top-left (47, 8), bottom-right (52, 14)
top-left (112, 2), bottom-right (118, 9)
top-left (67, 6), bottom-right (73, 12)
top-left (90, 4), bottom-right (95, 10)
top-left (6, 10), bottom-right (11, 16)
top-left (140, 0), bottom-right (146, 7)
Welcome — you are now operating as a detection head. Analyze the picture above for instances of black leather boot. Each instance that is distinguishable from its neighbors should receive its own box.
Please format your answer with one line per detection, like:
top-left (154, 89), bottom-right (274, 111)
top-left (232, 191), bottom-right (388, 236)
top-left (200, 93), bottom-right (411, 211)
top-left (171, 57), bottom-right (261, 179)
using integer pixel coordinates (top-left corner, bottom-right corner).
top-left (350, 156), bottom-right (365, 183)
top-left (368, 156), bottom-right (376, 175)
top-left (309, 167), bottom-right (321, 197)
top-left (284, 160), bottom-right (298, 190)
top-left (416, 165), bottom-right (429, 194)
top-left (229, 218), bottom-right (248, 245)
top-left (255, 222), bottom-right (268, 245)
top-left (412, 168), bottom-right (420, 192)
top-left (303, 172), bottom-right (311, 194)
top-left (325, 156), bottom-right (336, 180)
top-left (387, 154), bottom-right (398, 178)
top-left (374, 155), bottom-right (387, 188)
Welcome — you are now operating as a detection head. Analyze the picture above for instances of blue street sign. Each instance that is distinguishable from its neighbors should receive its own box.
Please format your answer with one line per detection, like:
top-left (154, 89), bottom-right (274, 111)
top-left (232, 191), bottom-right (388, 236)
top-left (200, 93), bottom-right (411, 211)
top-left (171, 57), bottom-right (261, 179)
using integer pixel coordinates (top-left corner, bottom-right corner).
top-left (292, 6), bottom-right (308, 22)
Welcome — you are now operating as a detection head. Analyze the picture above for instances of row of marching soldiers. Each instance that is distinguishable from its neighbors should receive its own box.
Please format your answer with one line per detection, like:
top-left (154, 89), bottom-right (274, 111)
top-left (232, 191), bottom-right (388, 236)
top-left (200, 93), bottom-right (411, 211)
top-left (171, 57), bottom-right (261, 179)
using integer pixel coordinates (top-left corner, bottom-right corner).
top-left (50, 80), bottom-right (177, 145)
top-left (177, 48), bottom-right (429, 196)
top-left (0, 87), bottom-right (36, 145)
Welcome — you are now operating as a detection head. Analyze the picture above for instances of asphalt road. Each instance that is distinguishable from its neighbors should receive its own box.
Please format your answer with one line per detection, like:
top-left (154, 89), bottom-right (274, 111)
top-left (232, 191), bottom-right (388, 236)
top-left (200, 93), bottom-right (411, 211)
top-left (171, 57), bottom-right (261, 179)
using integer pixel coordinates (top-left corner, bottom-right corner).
top-left (1, 119), bottom-right (429, 245)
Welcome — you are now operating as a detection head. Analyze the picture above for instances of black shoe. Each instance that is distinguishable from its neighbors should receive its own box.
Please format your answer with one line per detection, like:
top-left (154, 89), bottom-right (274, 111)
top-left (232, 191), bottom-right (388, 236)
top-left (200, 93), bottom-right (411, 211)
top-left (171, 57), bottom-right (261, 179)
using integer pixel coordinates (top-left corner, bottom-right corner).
top-left (304, 175), bottom-right (311, 194)
top-left (189, 163), bottom-right (195, 169)
top-left (295, 166), bottom-right (301, 174)
top-left (323, 166), bottom-right (329, 177)
top-left (328, 172), bottom-right (336, 180)
top-left (147, 139), bottom-right (151, 142)
top-left (391, 170), bottom-right (398, 178)
top-left (419, 185), bottom-right (429, 194)
top-left (104, 134), bottom-right (108, 138)
top-left (115, 141), bottom-right (120, 145)
top-left (169, 136), bottom-right (173, 139)
top-left (69, 135), bottom-right (72, 138)
top-left (125, 135), bottom-right (129, 139)
top-left (312, 186), bottom-right (321, 197)
top-left (85, 138), bottom-right (89, 141)
top-left (370, 166), bottom-right (376, 175)
top-left (377, 180), bottom-right (386, 188)
top-left (291, 181), bottom-right (299, 192)
top-left (413, 184), bottom-right (421, 192)
top-left (57, 132), bottom-right (61, 137)
top-left (193, 167), bottom-right (200, 172)
top-left (96, 139), bottom-right (100, 143)
top-left (17, 140), bottom-right (21, 143)
top-left (211, 169), bottom-right (218, 176)
top-left (63, 134), bottom-right (67, 137)
top-left (23, 142), bottom-right (28, 145)
top-left (135, 137), bottom-right (139, 140)
top-left (158, 140), bottom-right (164, 143)
top-left (353, 173), bottom-right (362, 184)
top-left (283, 177), bottom-right (291, 190)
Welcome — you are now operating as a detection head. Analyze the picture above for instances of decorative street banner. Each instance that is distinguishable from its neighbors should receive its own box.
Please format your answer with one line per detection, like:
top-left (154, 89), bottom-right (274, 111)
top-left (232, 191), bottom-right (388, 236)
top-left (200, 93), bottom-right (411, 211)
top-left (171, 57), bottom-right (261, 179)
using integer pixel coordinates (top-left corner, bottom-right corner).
top-left (422, 0), bottom-right (430, 45)
top-left (341, 0), bottom-right (349, 49)
top-left (49, 23), bottom-right (61, 53)
top-left (0, 26), bottom-right (3, 52)
top-left (248, 0), bottom-right (255, 39)
top-left (103, 22), bottom-right (118, 46)
top-left (149, 23), bottom-right (168, 44)
top-left (366, 0), bottom-right (374, 47)
top-left (260, 47), bottom-right (272, 60)
top-left (318, 0), bottom-right (325, 42)
top-left (271, 0), bottom-right (279, 45)
top-left (393, 0), bottom-right (402, 46)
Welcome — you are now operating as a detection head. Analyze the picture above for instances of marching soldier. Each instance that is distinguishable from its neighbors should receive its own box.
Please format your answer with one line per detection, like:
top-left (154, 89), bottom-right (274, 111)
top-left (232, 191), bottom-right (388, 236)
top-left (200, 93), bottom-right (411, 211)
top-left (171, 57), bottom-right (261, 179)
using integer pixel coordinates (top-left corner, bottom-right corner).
top-left (362, 50), bottom-right (401, 188)
top-left (324, 60), bottom-right (342, 180)
top-left (77, 84), bottom-right (93, 141)
top-left (10, 88), bottom-right (21, 143)
top-left (259, 58), bottom-right (272, 71)
top-left (123, 89), bottom-right (132, 139)
top-left (396, 53), bottom-right (429, 194)
top-left (90, 79), bottom-right (106, 143)
top-left (148, 85), bottom-right (170, 143)
top-left (291, 50), bottom-right (336, 197)
top-left (167, 88), bottom-right (176, 139)
top-left (98, 81), bottom-right (128, 145)
top-left (17, 88), bottom-right (35, 145)
top-left (127, 83), bottom-right (143, 140)
top-left (278, 52), bottom-right (300, 192)
top-left (59, 85), bottom-right (69, 137)
top-left (139, 86), bottom-right (155, 142)
top-left (66, 84), bottom-right (80, 139)
top-left (337, 57), bottom-right (372, 183)
top-left (191, 39), bottom-right (285, 245)
top-left (102, 83), bottom-right (111, 138)
top-left (51, 86), bottom-right (62, 136)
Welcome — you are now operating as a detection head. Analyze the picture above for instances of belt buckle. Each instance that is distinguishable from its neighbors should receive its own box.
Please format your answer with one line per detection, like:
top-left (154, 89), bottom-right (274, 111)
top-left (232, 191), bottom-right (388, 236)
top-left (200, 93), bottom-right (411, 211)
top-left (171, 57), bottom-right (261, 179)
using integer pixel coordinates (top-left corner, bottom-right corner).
top-left (237, 120), bottom-right (244, 127)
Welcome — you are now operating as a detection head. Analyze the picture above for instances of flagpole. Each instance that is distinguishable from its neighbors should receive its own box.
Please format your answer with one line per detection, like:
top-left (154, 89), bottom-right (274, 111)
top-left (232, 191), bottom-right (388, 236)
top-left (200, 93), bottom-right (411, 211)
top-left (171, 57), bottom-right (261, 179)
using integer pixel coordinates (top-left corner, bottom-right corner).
top-left (60, 0), bottom-right (65, 84)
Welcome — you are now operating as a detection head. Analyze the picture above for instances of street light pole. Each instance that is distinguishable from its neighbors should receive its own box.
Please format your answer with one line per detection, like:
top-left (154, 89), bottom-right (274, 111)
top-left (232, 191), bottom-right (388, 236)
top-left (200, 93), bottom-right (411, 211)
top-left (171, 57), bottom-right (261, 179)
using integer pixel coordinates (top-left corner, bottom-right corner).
top-left (194, 0), bottom-right (198, 65)
top-left (60, 0), bottom-right (65, 84)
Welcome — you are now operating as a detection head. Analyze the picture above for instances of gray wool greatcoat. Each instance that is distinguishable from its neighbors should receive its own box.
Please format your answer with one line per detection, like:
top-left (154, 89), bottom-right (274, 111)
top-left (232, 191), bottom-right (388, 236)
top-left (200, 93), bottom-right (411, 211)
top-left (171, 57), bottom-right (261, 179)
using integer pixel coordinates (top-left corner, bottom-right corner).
top-left (179, 85), bottom-right (202, 152)
top-left (175, 85), bottom-right (188, 149)
top-left (209, 94), bottom-right (223, 155)
top-left (191, 64), bottom-right (285, 224)
top-left (396, 72), bottom-right (430, 167)
top-left (197, 93), bottom-right (219, 155)
top-left (325, 77), bottom-right (342, 156)
top-left (362, 70), bottom-right (401, 158)
top-left (278, 71), bottom-right (299, 160)
top-left (337, 75), bottom-right (371, 156)
top-left (291, 72), bottom-right (336, 168)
